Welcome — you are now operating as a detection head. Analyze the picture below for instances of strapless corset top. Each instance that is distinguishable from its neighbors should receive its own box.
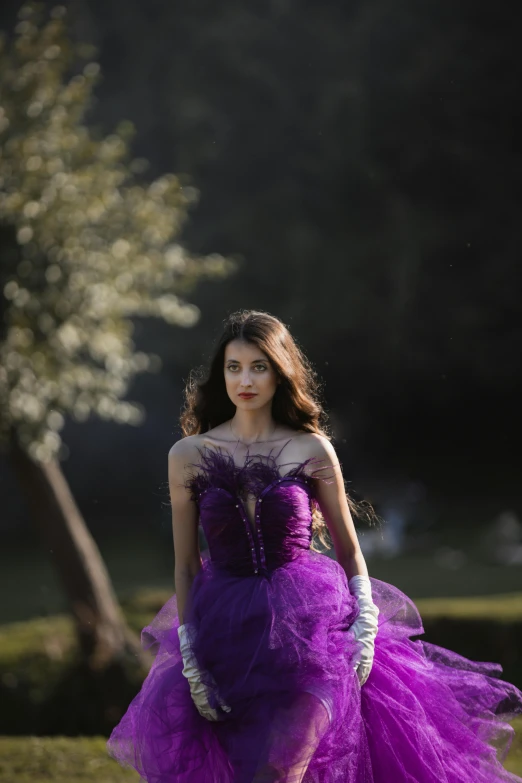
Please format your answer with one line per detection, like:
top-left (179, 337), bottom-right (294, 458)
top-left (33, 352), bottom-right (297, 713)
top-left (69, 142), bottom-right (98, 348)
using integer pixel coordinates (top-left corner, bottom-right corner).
top-left (185, 447), bottom-right (318, 576)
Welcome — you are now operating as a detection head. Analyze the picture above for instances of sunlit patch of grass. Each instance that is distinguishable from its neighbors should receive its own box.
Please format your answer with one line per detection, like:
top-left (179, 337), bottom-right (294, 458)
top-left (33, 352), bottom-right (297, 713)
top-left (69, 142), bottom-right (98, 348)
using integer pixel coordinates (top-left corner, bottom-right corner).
top-left (415, 593), bottom-right (522, 621)
top-left (0, 725), bottom-right (520, 782)
top-left (0, 615), bottom-right (76, 664)
top-left (120, 587), bottom-right (172, 635)
top-left (505, 717), bottom-right (522, 776)
top-left (0, 736), bottom-right (140, 782)
top-left (0, 615), bottom-right (77, 714)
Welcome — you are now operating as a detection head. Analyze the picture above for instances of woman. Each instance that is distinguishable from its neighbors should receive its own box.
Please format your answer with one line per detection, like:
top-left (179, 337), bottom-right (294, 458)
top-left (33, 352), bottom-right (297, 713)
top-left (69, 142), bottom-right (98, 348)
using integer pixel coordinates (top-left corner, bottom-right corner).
top-left (107, 310), bottom-right (522, 783)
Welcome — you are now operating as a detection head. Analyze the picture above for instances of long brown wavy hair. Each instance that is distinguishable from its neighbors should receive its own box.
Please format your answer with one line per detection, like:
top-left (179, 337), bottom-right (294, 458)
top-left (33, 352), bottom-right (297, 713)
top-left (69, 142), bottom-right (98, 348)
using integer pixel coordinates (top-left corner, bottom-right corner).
top-left (180, 309), bottom-right (374, 549)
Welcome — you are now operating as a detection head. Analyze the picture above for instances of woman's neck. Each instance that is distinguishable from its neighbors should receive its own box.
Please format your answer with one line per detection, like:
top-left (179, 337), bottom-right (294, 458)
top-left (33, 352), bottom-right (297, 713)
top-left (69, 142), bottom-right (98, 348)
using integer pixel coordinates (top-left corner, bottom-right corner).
top-left (229, 412), bottom-right (277, 445)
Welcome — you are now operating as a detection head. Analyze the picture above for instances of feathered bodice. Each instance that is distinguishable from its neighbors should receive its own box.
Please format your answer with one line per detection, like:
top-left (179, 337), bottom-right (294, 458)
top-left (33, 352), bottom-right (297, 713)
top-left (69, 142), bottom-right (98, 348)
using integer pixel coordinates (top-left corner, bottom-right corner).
top-left (186, 447), bottom-right (318, 577)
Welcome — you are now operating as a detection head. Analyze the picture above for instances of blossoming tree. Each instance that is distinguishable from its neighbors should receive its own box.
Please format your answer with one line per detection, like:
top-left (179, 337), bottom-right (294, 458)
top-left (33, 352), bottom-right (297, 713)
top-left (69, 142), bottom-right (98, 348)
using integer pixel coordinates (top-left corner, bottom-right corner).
top-left (0, 4), bottom-right (231, 679)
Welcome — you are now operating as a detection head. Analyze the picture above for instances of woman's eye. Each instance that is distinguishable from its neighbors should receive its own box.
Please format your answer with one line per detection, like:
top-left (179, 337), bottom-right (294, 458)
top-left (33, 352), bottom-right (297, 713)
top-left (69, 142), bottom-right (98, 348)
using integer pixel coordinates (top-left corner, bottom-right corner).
top-left (254, 364), bottom-right (267, 372)
top-left (227, 365), bottom-right (239, 372)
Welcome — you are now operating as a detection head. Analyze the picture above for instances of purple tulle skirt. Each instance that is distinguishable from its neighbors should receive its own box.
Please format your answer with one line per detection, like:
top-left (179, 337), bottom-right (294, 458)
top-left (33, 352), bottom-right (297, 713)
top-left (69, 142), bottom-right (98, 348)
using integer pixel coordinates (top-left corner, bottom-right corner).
top-left (107, 551), bottom-right (522, 782)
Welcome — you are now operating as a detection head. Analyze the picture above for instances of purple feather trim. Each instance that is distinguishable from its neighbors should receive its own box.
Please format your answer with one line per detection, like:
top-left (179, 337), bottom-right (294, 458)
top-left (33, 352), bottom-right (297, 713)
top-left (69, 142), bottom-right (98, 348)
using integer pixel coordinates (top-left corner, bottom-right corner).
top-left (185, 444), bottom-right (327, 502)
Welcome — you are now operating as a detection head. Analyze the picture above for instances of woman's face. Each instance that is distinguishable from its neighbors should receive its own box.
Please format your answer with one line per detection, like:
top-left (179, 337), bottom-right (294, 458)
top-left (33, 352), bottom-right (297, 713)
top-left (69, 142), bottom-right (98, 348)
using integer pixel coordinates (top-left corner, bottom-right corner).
top-left (224, 339), bottom-right (279, 411)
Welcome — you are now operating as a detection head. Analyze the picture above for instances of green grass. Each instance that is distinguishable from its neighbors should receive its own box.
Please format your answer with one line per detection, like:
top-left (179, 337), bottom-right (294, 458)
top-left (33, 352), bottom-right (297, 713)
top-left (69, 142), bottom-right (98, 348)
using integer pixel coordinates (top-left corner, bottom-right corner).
top-left (368, 554), bottom-right (522, 601)
top-left (506, 718), bottom-right (522, 776)
top-left (415, 592), bottom-right (522, 621)
top-left (0, 721), bottom-right (521, 782)
top-left (0, 736), bottom-right (140, 782)
top-left (0, 615), bottom-right (75, 665)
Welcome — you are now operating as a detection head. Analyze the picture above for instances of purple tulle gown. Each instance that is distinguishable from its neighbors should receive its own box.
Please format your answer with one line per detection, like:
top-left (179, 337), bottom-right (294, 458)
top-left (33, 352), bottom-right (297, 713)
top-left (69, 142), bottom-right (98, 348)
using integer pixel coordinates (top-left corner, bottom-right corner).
top-left (107, 446), bottom-right (522, 782)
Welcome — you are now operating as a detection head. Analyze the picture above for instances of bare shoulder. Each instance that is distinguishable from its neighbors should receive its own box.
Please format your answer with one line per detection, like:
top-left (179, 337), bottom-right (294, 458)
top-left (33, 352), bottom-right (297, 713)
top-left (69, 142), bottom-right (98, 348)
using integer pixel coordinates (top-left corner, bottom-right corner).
top-left (168, 434), bottom-right (205, 476)
top-left (299, 432), bottom-right (341, 470)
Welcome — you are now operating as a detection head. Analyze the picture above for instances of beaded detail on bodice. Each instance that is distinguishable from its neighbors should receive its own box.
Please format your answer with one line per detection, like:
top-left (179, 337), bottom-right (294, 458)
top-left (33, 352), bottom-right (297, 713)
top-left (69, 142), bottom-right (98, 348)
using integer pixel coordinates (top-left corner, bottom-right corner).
top-left (186, 446), bottom-right (318, 577)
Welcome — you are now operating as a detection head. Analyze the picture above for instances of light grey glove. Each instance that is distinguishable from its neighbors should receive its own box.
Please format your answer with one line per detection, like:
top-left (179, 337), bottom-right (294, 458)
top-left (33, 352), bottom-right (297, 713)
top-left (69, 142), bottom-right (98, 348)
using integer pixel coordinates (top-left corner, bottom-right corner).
top-left (178, 623), bottom-right (231, 721)
top-left (348, 575), bottom-right (379, 686)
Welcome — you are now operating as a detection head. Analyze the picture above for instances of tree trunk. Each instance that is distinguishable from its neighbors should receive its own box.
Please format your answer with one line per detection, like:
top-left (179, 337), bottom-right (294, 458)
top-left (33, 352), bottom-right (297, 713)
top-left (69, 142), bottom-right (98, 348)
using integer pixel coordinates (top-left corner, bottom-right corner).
top-left (9, 428), bottom-right (149, 671)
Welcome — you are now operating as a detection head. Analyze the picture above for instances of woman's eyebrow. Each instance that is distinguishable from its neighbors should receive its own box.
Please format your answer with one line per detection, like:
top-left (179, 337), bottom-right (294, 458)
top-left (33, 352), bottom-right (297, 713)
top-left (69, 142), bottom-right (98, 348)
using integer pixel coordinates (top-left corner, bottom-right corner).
top-left (225, 358), bottom-right (268, 364)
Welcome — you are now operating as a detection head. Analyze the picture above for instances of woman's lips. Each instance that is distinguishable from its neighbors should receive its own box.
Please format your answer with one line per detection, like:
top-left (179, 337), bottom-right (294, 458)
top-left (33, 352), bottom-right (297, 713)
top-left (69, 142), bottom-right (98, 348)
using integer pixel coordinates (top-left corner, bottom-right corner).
top-left (238, 393), bottom-right (257, 399)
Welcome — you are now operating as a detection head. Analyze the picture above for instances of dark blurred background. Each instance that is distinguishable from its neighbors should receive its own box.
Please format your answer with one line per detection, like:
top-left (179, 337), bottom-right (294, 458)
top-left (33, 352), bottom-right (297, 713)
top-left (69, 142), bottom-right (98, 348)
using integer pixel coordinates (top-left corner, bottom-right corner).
top-left (0, 0), bottom-right (521, 749)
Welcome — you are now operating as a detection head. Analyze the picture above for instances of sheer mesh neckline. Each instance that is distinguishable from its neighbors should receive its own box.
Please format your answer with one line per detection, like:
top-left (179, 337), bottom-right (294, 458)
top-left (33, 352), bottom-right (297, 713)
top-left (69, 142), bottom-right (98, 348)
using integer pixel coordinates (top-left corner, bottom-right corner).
top-left (196, 436), bottom-right (297, 469)
top-left (185, 444), bottom-right (321, 504)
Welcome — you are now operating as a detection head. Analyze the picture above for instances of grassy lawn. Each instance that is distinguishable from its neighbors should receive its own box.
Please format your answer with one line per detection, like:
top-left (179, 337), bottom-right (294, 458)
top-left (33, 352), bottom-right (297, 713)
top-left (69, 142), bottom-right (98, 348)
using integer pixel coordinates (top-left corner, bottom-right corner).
top-left (0, 736), bottom-right (140, 782)
top-left (506, 719), bottom-right (522, 776)
top-left (0, 721), bottom-right (521, 782)
top-left (414, 591), bottom-right (522, 621)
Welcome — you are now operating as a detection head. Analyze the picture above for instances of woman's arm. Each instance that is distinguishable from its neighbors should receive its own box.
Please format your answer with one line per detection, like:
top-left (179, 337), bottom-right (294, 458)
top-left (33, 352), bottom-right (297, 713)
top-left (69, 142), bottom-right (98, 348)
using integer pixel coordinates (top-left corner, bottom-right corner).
top-left (307, 434), bottom-right (369, 580)
top-left (168, 438), bottom-right (201, 624)
top-left (168, 438), bottom-right (232, 719)
top-left (308, 434), bottom-right (379, 686)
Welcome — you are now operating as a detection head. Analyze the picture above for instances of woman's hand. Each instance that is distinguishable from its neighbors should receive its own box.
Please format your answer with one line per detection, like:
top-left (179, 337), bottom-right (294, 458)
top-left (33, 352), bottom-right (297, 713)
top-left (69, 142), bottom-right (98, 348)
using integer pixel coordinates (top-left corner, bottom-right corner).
top-left (178, 623), bottom-right (232, 721)
top-left (348, 575), bottom-right (379, 686)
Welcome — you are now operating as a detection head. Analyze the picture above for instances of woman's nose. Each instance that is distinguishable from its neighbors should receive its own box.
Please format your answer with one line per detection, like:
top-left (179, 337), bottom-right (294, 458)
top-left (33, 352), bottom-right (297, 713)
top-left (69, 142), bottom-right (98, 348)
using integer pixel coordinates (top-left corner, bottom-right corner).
top-left (240, 371), bottom-right (253, 387)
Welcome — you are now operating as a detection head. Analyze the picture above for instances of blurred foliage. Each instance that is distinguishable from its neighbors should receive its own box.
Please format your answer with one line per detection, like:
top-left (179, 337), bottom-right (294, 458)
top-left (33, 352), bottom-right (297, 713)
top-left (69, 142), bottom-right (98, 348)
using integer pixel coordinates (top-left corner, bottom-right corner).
top-left (0, 0), bottom-right (519, 527)
top-left (0, 3), bottom-right (233, 462)
top-left (64, 0), bottom-right (522, 440)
